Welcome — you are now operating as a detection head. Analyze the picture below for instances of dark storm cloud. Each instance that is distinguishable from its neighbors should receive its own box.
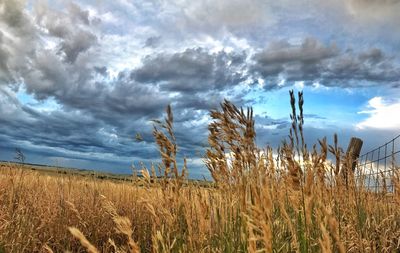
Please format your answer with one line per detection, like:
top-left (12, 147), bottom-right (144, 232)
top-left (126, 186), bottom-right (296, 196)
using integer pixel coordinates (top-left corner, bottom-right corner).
top-left (0, 0), bottom-right (30, 33)
top-left (0, 87), bottom-right (160, 162)
top-left (254, 38), bottom-right (338, 65)
top-left (0, 0), bottom-right (170, 165)
top-left (34, 2), bottom-right (97, 63)
top-left (131, 48), bottom-right (248, 93)
top-left (23, 65), bottom-right (170, 126)
top-left (358, 48), bottom-right (385, 64)
top-left (94, 66), bottom-right (107, 75)
top-left (251, 38), bottom-right (400, 89)
top-left (0, 0), bottom-right (177, 165)
top-left (0, 0), bottom-right (166, 120)
top-left (0, 0), bottom-right (98, 97)
top-left (0, 0), bottom-right (38, 85)
top-left (0, 90), bottom-right (99, 152)
top-left (59, 30), bottom-right (97, 63)
top-left (0, 32), bottom-right (10, 82)
top-left (103, 74), bottom-right (170, 117)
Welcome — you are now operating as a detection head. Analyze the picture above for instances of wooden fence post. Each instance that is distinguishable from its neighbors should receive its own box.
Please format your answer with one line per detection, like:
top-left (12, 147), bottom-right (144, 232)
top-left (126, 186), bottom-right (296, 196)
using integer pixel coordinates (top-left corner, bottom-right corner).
top-left (346, 137), bottom-right (363, 172)
top-left (344, 137), bottom-right (363, 186)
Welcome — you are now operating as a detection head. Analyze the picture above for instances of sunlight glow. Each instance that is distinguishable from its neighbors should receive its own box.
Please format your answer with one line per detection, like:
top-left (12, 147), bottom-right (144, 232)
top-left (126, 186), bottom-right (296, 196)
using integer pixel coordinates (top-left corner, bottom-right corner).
top-left (357, 97), bottom-right (400, 129)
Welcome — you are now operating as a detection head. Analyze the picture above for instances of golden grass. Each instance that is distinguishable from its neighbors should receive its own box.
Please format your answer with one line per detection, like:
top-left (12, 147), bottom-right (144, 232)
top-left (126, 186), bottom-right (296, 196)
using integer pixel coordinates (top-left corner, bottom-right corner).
top-left (1, 91), bottom-right (399, 252)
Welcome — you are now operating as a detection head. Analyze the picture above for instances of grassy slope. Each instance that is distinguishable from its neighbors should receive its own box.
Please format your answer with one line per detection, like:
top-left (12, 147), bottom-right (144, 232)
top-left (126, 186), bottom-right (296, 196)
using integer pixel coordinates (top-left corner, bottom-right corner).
top-left (0, 161), bottom-right (133, 182)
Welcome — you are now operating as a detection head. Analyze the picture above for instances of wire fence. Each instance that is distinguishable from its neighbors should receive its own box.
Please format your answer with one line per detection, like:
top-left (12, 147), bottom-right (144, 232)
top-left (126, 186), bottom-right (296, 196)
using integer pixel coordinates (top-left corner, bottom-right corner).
top-left (356, 134), bottom-right (400, 193)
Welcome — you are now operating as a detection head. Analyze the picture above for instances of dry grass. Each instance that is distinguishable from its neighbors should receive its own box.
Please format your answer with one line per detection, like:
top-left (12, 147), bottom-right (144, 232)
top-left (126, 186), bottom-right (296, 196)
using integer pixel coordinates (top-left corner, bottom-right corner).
top-left (1, 91), bottom-right (400, 252)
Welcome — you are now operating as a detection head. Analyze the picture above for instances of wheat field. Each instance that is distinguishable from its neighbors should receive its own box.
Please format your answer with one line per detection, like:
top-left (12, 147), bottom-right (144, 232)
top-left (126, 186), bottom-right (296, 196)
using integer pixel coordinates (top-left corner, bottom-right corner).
top-left (1, 92), bottom-right (400, 253)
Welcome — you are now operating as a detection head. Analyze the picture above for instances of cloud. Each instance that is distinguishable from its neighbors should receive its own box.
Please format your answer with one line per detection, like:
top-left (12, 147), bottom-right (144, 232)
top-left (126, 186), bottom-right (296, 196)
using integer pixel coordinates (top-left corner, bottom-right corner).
top-left (254, 38), bottom-right (338, 65)
top-left (0, 87), bottom-right (160, 161)
top-left (0, 87), bottom-right (28, 121)
top-left (0, 0), bottom-right (30, 33)
top-left (347, 0), bottom-right (400, 26)
top-left (33, 1), bottom-right (98, 63)
top-left (0, 0), bottom-right (38, 85)
top-left (357, 97), bottom-right (400, 130)
top-left (251, 38), bottom-right (400, 89)
top-left (0, 0), bottom-right (100, 97)
top-left (303, 114), bottom-right (327, 120)
top-left (60, 30), bottom-right (97, 63)
top-left (0, 85), bottom-right (214, 177)
top-left (251, 38), bottom-right (338, 88)
top-left (0, 1), bottom-right (204, 168)
top-left (0, 0), bottom-right (174, 167)
top-left (131, 48), bottom-right (248, 93)
top-left (177, 0), bottom-right (274, 29)
top-left (0, 31), bottom-right (11, 82)
top-left (144, 36), bottom-right (161, 48)
top-left (0, 0), bottom-right (399, 178)
top-left (67, 2), bottom-right (90, 25)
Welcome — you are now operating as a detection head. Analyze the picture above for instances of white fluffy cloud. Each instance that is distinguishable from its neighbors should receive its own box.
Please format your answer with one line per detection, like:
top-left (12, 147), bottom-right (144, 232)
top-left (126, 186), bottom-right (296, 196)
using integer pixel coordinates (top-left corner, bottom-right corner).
top-left (357, 97), bottom-right (400, 129)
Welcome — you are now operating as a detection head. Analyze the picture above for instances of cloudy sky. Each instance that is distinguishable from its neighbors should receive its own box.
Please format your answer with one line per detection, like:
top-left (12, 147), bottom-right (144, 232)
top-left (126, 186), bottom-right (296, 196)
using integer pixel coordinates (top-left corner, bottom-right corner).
top-left (0, 0), bottom-right (399, 178)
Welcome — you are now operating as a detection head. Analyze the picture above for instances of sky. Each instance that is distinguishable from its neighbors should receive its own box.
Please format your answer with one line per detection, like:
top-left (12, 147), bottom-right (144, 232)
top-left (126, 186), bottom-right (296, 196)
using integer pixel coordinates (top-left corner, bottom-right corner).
top-left (0, 0), bottom-right (400, 179)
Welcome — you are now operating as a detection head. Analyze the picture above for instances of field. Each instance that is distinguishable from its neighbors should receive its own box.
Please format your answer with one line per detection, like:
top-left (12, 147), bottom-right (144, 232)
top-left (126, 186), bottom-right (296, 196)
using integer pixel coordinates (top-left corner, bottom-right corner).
top-left (1, 93), bottom-right (400, 252)
top-left (0, 162), bottom-right (134, 182)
